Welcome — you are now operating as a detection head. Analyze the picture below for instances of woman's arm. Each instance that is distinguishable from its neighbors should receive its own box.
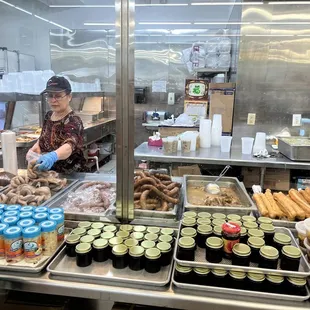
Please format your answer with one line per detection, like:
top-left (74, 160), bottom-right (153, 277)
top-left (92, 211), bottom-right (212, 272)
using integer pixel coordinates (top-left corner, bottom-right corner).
top-left (55, 143), bottom-right (72, 160)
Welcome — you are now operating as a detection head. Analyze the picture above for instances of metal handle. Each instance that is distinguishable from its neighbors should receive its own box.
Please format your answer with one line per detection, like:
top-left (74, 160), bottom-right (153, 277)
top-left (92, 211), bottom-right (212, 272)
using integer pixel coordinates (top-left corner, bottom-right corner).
top-left (215, 165), bottom-right (231, 182)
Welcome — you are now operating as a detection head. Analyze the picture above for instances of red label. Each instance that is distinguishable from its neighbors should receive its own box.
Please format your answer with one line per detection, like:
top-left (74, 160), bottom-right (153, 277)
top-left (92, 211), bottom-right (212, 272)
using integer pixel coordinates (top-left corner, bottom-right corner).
top-left (223, 238), bottom-right (240, 254)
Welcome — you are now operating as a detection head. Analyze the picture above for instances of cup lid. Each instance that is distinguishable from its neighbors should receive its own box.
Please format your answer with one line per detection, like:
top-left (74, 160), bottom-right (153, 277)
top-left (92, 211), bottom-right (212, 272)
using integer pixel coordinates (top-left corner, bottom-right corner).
top-left (161, 228), bottom-right (174, 235)
top-left (75, 242), bottom-right (91, 254)
top-left (145, 248), bottom-right (161, 259)
top-left (274, 233), bottom-right (291, 245)
top-left (4, 210), bottom-right (19, 217)
top-left (229, 269), bottom-right (246, 280)
top-left (120, 224), bottom-right (133, 232)
top-left (183, 211), bottom-right (197, 218)
top-left (80, 235), bottom-right (95, 244)
top-left (212, 213), bottom-right (226, 220)
top-left (147, 227), bottom-right (160, 234)
top-left (109, 236), bottom-right (123, 246)
top-left (34, 206), bottom-right (48, 213)
top-left (130, 232), bottom-right (144, 241)
top-left (93, 238), bottom-right (108, 249)
top-left (227, 214), bottom-right (241, 221)
top-left (228, 220), bottom-right (242, 227)
top-left (49, 208), bottom-right (64, 214)
top-left (159, 234), bottom-right (173, 244)
top-left (133, 225), bottom-right (147, 232)
top-left (101, 232), bottom-right (114, 240)
top-left (282, 245), bottom-right (301, 259)
top-left (144, 233), bottom-right (158, 242)
top-left (176, 264), bottom-right (192, 273)
top-left (240, 227), bottom-right (247, 236)
top-left (194, 267), bottom-right (210, 275)
top-left (22, 226), bottom-right (40, 239)
top-left (232, 243), bottom-right (251, 256)
top-left (78, 221), bottom-right (92, 229)
top-left (258, 217), bottom-right (273, 224)
top-left (242, 215), bottom-right (256, 222)
top-left (197, 224), bottom-right (212, 234)
top-left (4, 226), bottom-right (22, 238)
top-left (259, 245), bottom-right (279, 260)
top-left (212, 268), bottom-right (227, 276)
top-left (116, 231), bottom-right (130, 239)
top-left (213, 226), bottom-right (222, 235)
top-left (72, 227), bottom-right (87, 236)
top-left (213, 219), bottom-right (226, 227)
top-left (287, 277), bottom-right (307, 286)
top-left (125, 238), bottom-right (139, 248)
top-left (197, 212), bottom-right (211, 219)
top-left (156, 242), bottom-right (171, 253)
top-left (248, 229), bottom-right (264, 239)
top-left (244, 222), bottom-right (258, 229)
top-left (91, 222), bottom-right (105, 230)
top-left (141, 240), bottom-right (155, 249)
top-left (19, 211), bottom-right (33, 219)
top-left (20, 206), bottom-right (33, 212)
top-left (112, 244), bottom-right (128, 256)
top-left (206, 236), bottom-right (223, 249)
top-left (33, 213), bottom-right (48, 222)
top-left (260, 224), bottom-right (275, 233)
top-left (0, 223), bottom-right (8, 235)
top-left (87, 228), bottom-right (101, 237)
top-left (178, 236), bottom-right (195, 249)
top-left (266, 274), bottom-right (284, 284)
top-left (248, 271), bottom-right (265, 282)
top-left (129, 245), bottom-right (144, 257)
top-left (103, 225), bottom-right (117, 232)
top-left (247, 237), bottom-right (265, 248)
top-left (182, 217), bottom-right (196, 226)
top-left (181, 227), bottom-right (197, 237)
top-left (2, 216), bottom-right (19, 225)
top-left (197, 218), bottom-right (211, 226)
top-left (49, 214), bottom-right (64, 225)
top-left (66, 234), bottom-right (80, 244)
top-left (17, 218), bottom-right (35, 229)
top-left (40, 220), bottom-right (57, 233)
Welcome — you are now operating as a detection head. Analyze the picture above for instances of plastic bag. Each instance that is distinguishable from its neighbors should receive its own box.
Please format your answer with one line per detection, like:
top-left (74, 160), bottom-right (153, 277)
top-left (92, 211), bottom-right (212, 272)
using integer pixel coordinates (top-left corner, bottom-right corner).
top-left (218, 37), bottom-right (231, 53)
top-left (204, 38), bottom-right (219, 53)
top-left (218, 53), bottom-right (231, 69)
top-left (181, 48), bottom-right (192, 63)
top-left (205, 53), bottom-right (219, 69)
top-left (174, 113), bottom-right (195, 126)
top-left (26, 150), bottom-right (40, 163)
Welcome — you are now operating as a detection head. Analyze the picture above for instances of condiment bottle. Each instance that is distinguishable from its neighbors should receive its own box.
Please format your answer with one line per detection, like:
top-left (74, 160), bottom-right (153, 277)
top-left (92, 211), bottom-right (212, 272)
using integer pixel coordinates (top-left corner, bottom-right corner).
top-left (259, 224), bottom-right (275, 246)
top-left (177, 237), bottom-right (196, 261)
top-left (205, 236), bottom-right (223, 263)
top-left (92, 238), bottom-right (109, 262)
top-left (75, 243), bottom-right (92, 267)
top-left (194, 267), bottom-right (210, 285)
top-left (129, 245), bottom-right (145, 271)
top-left (273, 233), bottom-right (291, 258)
top-left (65, 234), bottom-right (80, 257)
top-left (156, 242), bottom-right (172, 266)
top-left (259, 245), bottom-right (279, 269)
top-left (229, 269), bottom-right (246, 289)
top-left (280, 245), bottom-right (301, 271)
top-left (221, 222), bottom-right (241, 258)
top-left (112, 244), bottom-right (128, 269)
top-left (174, 264), bottom-right (193, 283)
top-left (197, 225), bottom-right (212, 248)
top-left (232, 243), bottom-right (251, 266)
top-left (145, 248), bottom-right (161, 273)
top-left (4, 226), bottom-right (23, 263)
top-left (247, 237), bottom-right (265, 263)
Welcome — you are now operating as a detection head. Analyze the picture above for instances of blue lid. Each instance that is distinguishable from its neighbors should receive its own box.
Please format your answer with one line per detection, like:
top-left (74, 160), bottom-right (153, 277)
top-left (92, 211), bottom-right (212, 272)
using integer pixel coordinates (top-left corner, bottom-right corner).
top-left (4, 226), bottom-right (22, 239)
top-left (19, 211), bottom-right (33, 219)
top-left (18, 219), bottom-right (36, 229)
top-left (49, 208), bottom-right (64, 215)
top-left (0, 204), bottom-right (6, 211)
top-left (33, 213), bottom-right (48, 223)
top-left (0, 223), bottom-right (8, 235)
top-left (34, 207), bottom-right (48, 213)
top-left (4, 210), bottom-right (19, 217)
top-left (40, 220), bottom-right (57, 233)
top-left (5, 205), bottom-right (20, 211)
top-left (2, 216), bottom-right (19, 226)
top-left (23, 226), bottom-right (41, 239)
top-left (48, 214), bottom-right (64, 224)
top-left (0, 210), bottom-right (3, 215)
top-left (20, 206), bottom-right (33, 212)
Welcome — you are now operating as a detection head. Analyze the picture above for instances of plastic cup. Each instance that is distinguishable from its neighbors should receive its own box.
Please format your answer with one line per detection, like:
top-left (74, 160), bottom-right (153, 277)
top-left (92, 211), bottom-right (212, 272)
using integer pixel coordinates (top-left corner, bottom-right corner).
top-left (253, 132), bottom-right (266, 153)
top-left (181, 138), bottom-right (191, 153)
top-left (241, 137), bottom-right (254, 155)
top-left (296, 221), bottom-right (306, 247)
top-left (212, 114), bottom-right (222, 129)
top-left (162, 138), bottom-right (173, 154)
top-left (220, 136), bottom-right (232, 153)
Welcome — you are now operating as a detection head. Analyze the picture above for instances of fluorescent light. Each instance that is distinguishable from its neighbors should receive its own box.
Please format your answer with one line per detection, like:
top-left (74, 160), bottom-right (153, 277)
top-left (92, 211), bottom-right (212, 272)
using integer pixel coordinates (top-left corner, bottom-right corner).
top-left (196, 34), bottom-right (242, 36)
top-left (139, 22), bottom-right (191, 25)
top-left (191, 2), bottom-right (263, 5)
top-left (50, 5), bottom-right (114, 7)
top-left (49, 21), bottom-right (73, 32)
top-left (0, 0), bottom-right (14, 7)
top-left (254, 21), bottom-right (310, 24)
top-left (136, 3), bottom-right (188, 6)
top-left (34, 14), bottom-right (49, 22)
top-left (15, 6), bottom-right (32, 15)
top-left (166, 34), bottom-right (196, 36)
top-left (245, 34), bottom-right (295, 36)
top-left (268, 1), bottom-right (310, 4)
top-left (297, 34), bottom-right (310, 36)
top-left (194, 22), bottom-right (251, 25)
top-left (84, 22), bottom-right (115, 26)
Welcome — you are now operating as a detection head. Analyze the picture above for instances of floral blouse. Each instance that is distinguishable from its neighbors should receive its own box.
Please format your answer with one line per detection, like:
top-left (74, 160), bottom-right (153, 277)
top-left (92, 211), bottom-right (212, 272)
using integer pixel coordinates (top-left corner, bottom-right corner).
top-left (39, 111), bottom-right (88, 173)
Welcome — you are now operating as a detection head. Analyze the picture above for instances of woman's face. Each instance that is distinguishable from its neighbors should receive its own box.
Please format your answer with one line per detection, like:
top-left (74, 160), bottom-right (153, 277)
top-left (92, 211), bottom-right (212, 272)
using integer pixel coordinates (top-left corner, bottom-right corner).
top-left (47, 91), bottom-right (72, 113)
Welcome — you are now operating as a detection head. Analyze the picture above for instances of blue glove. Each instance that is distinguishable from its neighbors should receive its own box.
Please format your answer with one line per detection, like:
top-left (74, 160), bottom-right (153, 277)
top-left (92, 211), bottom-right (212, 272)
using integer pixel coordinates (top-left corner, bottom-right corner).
top-left (36, 152), bottom-right (58, 171)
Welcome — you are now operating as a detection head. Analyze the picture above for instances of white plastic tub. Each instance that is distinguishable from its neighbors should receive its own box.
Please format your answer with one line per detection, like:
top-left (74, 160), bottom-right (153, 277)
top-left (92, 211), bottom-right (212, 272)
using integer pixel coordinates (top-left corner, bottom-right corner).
top-left (296, 221), bottom-right (307, 247)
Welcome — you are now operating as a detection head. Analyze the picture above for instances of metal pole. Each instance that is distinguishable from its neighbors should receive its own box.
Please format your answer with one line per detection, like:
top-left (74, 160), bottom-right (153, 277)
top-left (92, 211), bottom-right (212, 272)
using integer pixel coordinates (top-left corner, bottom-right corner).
top-left (115, 0), bottom-right (135, 222)
top-left (260, 167), bottom-right (266, 189)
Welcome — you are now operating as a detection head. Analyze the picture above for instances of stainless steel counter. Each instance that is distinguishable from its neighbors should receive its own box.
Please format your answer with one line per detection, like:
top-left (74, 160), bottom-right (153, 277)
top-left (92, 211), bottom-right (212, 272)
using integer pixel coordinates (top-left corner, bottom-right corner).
top-left (0, 271), bottom-right (309, 310)
top-left (134, 142), bottom-right (310, 170)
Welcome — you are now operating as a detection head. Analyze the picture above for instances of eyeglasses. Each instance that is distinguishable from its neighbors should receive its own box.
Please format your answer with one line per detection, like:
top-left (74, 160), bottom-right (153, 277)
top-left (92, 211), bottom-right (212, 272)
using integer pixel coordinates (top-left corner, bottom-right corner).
top-left (46, 93), bottom-right (67, 101)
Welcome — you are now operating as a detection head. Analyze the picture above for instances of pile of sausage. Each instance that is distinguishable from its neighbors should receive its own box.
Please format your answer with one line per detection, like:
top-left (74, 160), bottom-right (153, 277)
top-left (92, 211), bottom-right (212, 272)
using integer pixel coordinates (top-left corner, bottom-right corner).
top-left (253, 188), bottom-right (310, 221)
top-left (0, 161), bottom-right (67, 206)
top-left (134, 171), bottom-right (181, 211)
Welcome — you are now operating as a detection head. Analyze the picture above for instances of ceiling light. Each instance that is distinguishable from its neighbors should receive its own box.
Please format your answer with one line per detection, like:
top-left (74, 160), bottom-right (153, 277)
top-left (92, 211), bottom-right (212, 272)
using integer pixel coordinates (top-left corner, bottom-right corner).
top-left (139, 22), bottom-right (192, 25)
top-left (34, 14), bottom-right (49, 23)
top-left (268, 1), bottom-right (310, 4)
top-left (136, 3), bottom-right (188, 6)
top-left (196, 34), bottom-right (243, 36)
top-left (84, 22), bottom-right (115, 26)
top-left (15, 6), bottom-right (32, 15)
top-left (0, 0), bottom-right (14, 7)
top-left (49, 21), bottom-right (73, 32)
top-left (166, 34), bottom-right (196, 36)
top-left (245, 34), bottom-right (295, 36)
top-left (254, 21), bottom-right (310, 24)
top-left (191, 2), bottom-right (263, 5)
top-left (50, 5), bottom-right (114, 8)
top-left (194, 22), bottom-right (251, 24)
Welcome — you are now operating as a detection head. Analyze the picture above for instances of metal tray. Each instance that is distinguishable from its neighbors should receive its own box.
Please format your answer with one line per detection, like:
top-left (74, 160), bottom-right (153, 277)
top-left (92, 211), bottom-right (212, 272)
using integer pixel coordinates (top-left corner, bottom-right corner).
top-left (278, 137), bottom-right (310, 162)
top-left (0, 228), bottom-right (71, 273)
top-left (171, 267), bottom-right (310, 302)
top-left (48, 246), bottom-right (174, 287)
top-left (184, 175), bottom-right (256, 215)
top-left (174, 226), bottom-right (310, 277)
top-left (45, 180), bottom-right (116, 222)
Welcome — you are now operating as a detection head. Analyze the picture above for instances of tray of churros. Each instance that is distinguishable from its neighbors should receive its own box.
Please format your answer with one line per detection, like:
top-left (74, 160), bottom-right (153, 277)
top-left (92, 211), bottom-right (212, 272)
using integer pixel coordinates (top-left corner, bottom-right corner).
top-left (253, 188), bottom-right (310, 228)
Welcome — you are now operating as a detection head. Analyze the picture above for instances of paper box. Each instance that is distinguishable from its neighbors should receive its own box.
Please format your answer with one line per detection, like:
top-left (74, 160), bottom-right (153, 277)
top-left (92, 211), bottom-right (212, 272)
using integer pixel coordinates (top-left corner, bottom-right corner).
top-left (209, 83), bottom-right (235, 133)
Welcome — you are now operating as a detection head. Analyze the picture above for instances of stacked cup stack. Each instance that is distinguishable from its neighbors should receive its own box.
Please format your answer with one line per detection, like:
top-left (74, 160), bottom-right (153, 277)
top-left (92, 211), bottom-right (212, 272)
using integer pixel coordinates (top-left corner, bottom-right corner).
top-left (199, 119), bottom-right (212, 148)
top-left (211, 114), bottom-right (222, 147)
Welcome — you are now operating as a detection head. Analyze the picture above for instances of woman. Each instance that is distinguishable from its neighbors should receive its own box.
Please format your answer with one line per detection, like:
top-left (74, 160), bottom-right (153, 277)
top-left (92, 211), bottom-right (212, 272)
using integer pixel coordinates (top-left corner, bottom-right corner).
top-left (27, 76), bottom-right (88, 173)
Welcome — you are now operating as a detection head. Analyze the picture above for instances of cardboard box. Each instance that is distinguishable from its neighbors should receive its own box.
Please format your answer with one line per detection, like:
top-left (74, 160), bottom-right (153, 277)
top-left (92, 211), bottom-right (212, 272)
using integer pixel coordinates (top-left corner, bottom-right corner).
top-left (158, 126), bottom-right (198, 138)
top-left (242, 167), bottom-right (290, 191)
top-left (172, 165), bottom-right (201, 177)
top-left (209, 83), bottom-right (235, 133)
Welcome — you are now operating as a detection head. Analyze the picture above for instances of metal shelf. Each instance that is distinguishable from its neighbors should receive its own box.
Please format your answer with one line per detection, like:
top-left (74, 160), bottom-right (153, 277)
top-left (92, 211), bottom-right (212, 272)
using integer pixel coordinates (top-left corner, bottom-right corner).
top-left (193, 68), bottom-right (229, 74)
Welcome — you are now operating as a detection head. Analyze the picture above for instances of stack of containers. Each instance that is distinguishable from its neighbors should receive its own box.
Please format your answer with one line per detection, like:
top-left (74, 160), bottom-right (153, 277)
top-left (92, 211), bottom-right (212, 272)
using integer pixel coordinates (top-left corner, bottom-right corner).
top-left (211, 114), bottom-right (222, 147)
top-left (0, 204), bottom-right (64, 264)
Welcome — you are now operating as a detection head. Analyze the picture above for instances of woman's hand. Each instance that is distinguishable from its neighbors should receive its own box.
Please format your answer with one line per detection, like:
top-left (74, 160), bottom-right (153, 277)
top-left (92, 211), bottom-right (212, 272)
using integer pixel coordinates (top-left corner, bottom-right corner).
top-left (37, 152), bottom-right (58, 171)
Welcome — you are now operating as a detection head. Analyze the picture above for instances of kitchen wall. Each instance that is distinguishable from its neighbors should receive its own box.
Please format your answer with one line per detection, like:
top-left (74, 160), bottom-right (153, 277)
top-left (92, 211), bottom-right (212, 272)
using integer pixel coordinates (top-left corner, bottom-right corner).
top-left (234, 3), bottom-right (310, 143)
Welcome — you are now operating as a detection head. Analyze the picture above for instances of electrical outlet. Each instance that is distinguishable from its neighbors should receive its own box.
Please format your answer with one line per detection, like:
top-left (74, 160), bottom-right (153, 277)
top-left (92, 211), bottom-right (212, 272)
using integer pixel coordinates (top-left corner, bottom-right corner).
top-left (247, 113), bottom-right (256, 125)
top-left (292, 114), bottom-right (302, 127)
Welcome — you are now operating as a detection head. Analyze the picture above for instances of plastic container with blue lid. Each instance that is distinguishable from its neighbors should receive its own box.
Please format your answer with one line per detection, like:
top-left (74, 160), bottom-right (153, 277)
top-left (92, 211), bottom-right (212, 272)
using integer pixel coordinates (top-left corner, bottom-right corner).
top-left (2, 216), bottom-right (19, 226)
top-left (0, 209), bottom-right (3, 215)
top-left (40, 220), bottom-right (57, 255)
top-left (22, 226), bottom-right (42, 263)
top-left (49, 208), bottom-right (64, 215)
top-left (18, 218), bottom-right (36, 229)
top-left (19, 211), bottom-right (33, 220)
top-left (0, 223), bottom-right (8, 257)
top-left (0, 204), bottom-right (6, 211)
top-left (3, 226), bottom-right (23, 263)
top-left (3, 210), bottom-right (19, 217)
top-left (4, 205), bottom-right (20, 211)
top-left (34, 207), bottom-right (48, 213)
top-left (33, 213), bottom-right (48, 224)
top-left (48, 214), bottom-right (64, 241)
top-left (20, 206), bottom-right (33, 212)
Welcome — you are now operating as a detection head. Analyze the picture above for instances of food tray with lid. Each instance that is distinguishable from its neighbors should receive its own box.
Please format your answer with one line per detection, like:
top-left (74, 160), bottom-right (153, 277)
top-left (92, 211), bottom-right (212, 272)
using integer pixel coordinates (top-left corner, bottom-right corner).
top-left (45, 178), bottom-right (116, 222)
top-left (184, 175), bottom-right (256, 215)
top-left (0, 228), bottom-right (71, 273)
top-left (278, 137), bottom-right (310, 161)
top-left (47, 228), bottom-right (177, 287)
top-left (171, 267), bottom-right (310, 302)
top-left (173, 226), bottom-right (310, 277)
